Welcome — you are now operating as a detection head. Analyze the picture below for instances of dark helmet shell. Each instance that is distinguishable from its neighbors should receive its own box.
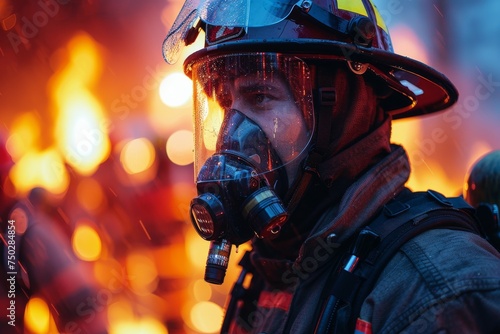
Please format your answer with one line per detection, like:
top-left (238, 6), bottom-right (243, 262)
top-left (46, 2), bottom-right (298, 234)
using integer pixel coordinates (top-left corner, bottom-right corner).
top-left (465, 150), bottom-right (500, 207)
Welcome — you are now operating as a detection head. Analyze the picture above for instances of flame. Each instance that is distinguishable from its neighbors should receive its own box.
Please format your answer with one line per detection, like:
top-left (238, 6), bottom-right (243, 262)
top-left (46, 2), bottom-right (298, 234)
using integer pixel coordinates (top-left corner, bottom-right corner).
top-left (6, 32), bottom-right (108, 195)
top-left (9, 147), bottom-right (69, 195)
top-left (51, 32), bottom-right (110, 175)
top-left (391, 117), bottom-right (483, 197)
top-left (6, 112), bottom-right (70, 195)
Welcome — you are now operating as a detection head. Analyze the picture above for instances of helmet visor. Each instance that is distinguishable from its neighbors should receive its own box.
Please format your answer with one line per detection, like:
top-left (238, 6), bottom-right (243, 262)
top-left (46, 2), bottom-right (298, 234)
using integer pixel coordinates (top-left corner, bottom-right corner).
top-left (198, 0), bottom-right (299, 27)
top-left (191, 53), bottom-right (315, 182)
top-left (163, 0), bottom-right (300, 64)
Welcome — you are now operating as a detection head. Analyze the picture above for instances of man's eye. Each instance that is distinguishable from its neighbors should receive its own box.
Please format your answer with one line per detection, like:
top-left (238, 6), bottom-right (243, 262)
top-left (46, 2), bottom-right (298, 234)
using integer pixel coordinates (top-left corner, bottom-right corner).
top-left (253, 94), bottom-right (267, 104)
top-left (236, 83), bottom-right (283, 109)
top-left (249, 91), bottom-right (277, 106)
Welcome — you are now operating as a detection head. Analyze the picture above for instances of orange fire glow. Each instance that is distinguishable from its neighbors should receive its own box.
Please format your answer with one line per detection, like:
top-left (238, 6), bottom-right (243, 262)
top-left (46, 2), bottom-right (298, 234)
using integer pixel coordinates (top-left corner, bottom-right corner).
top-left (51, 32), bottom-right (111, 176)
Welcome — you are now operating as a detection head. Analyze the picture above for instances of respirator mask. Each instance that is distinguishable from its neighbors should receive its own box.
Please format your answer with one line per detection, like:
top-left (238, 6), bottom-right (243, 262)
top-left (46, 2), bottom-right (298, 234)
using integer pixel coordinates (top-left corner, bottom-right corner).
top-left (188, 53), bottom-right (314, 284)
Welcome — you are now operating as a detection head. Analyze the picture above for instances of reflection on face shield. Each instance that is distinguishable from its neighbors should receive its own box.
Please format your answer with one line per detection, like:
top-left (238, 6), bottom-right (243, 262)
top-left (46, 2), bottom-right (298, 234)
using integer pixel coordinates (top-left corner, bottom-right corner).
top-left (189, 53), bottom-right (314, 284)
top-left (217, 109), bottom-right (287, 193)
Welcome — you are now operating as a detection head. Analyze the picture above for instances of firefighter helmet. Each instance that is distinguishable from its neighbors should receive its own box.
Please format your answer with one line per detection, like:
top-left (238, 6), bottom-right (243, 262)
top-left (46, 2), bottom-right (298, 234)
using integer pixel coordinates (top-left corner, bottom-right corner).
top-left (465, 150), bottom-right (500, 207)
top-left (163, 0), bottom-right (458, 119)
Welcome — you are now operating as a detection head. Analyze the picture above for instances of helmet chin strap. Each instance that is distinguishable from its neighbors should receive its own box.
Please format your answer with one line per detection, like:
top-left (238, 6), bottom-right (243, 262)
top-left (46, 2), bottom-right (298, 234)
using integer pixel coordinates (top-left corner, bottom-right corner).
top-left (284, 85), bottom-right (334, 216)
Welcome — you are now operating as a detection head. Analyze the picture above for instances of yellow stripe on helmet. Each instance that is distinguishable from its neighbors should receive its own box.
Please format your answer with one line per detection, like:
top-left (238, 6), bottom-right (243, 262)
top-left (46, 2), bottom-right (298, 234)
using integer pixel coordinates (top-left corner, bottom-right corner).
top-left (337, 0), bottom-right (368, 17)
top-left (372, 3), bottom-right (389, 33)
top-left (337, 0), bottom-right (389, 33)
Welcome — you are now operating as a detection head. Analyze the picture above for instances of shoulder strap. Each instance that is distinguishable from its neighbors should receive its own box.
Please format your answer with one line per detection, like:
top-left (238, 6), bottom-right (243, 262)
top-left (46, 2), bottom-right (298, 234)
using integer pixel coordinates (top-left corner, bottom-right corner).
top-left (314, 189), bottom-right (482, 333)
top-left (348, 190), bottom-right (481, 326)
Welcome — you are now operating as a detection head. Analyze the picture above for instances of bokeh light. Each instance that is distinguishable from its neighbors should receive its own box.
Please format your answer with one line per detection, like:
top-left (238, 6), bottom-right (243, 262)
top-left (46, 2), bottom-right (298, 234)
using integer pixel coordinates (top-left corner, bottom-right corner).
top-left (190, 301), bottom-right (224, 333)
top-left (24, 297), bottom-right (51, 334)
top-left (107, 298), bottom-right (135, 326)
top-left (159, 72), bottom-right (192, 107)
top-left (93, 258), bottom-right (125, 290)
top-left (77, 177), bottom-right (106, 213)
top-left (171, 181), bottom-right (196, 221)
top-left (9, 207), bottom-right (29, 235)
top-left (192, 279), bottom-right (212, 301)
top-left (154, 243), bottom-right (191, 278)
top-left (109, 317), bottom-right (169, 334)
top-left (166, 130), bottom-right (194, 166)
top-left (126, 251), bottom-right (159, 295)
top-left (185, 229), bottom-right (209, 270)
top-left (72, 223), bottom-right (103, 261)
top-left (120, 138), bottom-right (156, 174)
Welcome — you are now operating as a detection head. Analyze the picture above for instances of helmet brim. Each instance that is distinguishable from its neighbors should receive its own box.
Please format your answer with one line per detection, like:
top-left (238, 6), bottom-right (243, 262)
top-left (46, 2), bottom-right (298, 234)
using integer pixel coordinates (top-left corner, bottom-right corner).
top-left (184, 39), bottom-right (458, 119)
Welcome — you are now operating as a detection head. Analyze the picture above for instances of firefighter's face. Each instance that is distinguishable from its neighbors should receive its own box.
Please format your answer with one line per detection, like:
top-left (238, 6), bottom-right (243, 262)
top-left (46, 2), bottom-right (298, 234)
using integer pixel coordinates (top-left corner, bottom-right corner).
top-left (225, 73), bottom-right (309, 179)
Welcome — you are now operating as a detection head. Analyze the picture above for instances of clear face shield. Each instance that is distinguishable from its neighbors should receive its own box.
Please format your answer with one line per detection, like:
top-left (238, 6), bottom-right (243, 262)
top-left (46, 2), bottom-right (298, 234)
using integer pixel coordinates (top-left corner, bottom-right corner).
top-left (191, 53), bottom-right (314, 185)
top-left (188, 53), bottom-right (314, 284)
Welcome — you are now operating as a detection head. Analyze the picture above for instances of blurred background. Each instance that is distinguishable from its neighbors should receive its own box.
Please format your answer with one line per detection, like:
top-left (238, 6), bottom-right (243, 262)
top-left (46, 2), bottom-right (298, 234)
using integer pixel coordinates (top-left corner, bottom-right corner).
top-left (0, 0), bottom-right (498, 333)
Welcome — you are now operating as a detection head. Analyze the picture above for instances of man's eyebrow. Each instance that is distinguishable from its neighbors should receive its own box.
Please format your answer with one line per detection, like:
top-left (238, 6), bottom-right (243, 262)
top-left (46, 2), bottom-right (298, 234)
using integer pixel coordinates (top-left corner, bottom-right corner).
top-left (237, 83), bottom-right (278, 93)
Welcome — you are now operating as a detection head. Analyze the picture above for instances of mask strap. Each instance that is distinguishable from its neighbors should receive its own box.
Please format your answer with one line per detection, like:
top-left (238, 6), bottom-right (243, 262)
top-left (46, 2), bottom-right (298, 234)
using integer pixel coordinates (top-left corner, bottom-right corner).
top-left (284, 84), bottom-right (335, 215)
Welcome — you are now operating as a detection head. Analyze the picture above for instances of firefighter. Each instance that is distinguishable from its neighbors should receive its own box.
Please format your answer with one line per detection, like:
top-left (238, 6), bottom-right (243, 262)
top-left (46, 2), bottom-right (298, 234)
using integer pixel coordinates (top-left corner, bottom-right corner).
top-left (163, 0), bottom-right (500, 333)
top-left (465, 150), bottom-right (500, 251)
